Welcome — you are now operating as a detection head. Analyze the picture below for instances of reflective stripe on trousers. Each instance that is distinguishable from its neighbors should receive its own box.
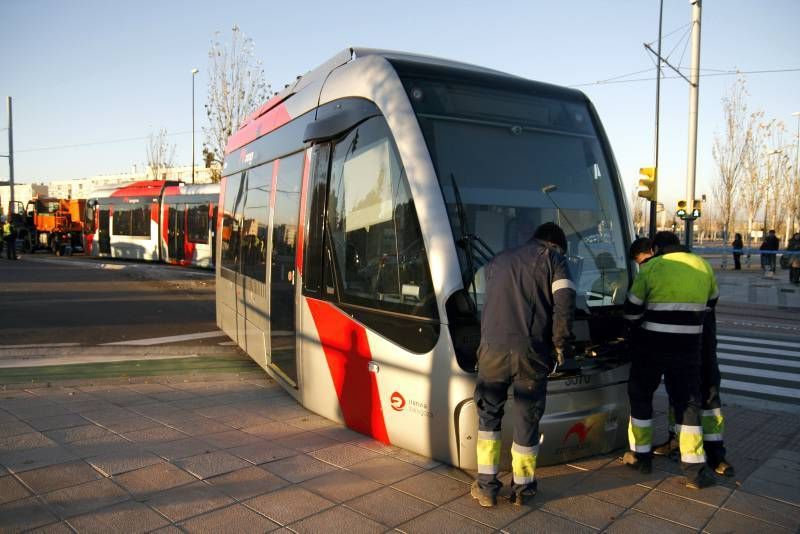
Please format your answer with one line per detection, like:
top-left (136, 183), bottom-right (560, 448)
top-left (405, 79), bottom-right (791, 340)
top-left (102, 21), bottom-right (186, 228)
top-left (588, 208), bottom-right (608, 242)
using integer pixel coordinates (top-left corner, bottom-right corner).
top-left (628, 417), bottom-right (653, 453)
top-left (511, 441), bottom-right (539, 485)
top-left (476, 431), bottom-right (501, 475)
top-left (676, 424), bottom-right (706, 463)
top-left (701, 408), bottom-right (724, 442)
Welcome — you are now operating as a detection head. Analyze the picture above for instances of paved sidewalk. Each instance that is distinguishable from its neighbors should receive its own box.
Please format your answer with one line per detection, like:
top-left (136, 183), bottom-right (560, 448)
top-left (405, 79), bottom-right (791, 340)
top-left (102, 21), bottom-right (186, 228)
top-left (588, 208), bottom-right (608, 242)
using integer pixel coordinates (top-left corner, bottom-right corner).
top-left (1, 372), bottom-right (799, 533)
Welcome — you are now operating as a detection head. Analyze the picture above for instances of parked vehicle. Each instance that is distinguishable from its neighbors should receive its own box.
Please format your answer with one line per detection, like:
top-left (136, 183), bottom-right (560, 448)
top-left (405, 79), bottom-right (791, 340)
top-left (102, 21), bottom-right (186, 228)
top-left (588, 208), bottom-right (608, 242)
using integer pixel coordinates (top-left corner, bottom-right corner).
top-left (10, 196), bottom-right (86, 255)
top-left (84, 180), bottom-right (218, 268)
top-left (217, 48), bottom-right (634, 469)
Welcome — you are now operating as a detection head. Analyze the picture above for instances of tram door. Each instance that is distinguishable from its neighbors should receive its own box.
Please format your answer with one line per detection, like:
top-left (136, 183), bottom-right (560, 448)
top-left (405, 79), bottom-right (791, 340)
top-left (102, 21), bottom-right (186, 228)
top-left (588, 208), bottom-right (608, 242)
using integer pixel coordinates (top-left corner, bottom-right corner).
top-left (240, 164), bottom-right (273, 367)
top-left (167, 203), bottom-right (186, 262)
top-left (219, 174), bottom-right (246, 346)
top-left (98, 207), bottom-right (111, 254)
top-left (268, 152), bottom-right (305, 385)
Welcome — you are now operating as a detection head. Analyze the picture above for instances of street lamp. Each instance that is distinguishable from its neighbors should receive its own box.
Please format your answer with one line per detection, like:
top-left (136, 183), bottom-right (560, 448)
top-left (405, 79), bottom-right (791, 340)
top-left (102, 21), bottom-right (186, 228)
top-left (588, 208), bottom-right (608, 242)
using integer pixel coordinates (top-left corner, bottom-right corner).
top-left (191, 68), bottom-right (199, 184)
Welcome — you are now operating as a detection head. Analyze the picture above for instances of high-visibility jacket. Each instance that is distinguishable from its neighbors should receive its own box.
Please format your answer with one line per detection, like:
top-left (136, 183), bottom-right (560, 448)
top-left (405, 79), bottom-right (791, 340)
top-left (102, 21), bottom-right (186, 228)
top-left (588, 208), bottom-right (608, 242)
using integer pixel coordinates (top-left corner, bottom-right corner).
top-left (2, 222), bottom-right (11, 238)
top-left (624, 244), bottom-right (718, 336)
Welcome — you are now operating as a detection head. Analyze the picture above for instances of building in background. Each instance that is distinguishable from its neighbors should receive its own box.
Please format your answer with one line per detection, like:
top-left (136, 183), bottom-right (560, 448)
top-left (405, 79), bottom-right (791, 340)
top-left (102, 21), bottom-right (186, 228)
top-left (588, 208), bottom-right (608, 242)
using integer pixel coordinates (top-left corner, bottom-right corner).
top-left (48, 164), bottom-right (218, 199)
top-left (0, 183), bottom-right (49, 216)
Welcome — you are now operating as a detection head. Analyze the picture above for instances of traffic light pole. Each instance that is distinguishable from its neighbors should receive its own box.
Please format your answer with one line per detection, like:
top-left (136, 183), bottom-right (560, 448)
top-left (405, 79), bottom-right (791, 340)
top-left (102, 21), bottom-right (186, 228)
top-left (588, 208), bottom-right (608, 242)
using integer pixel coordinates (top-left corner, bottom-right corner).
top-left (684, 0), bottom-right (702, 248)
top-left (649, 0), bottom-right (663, 238)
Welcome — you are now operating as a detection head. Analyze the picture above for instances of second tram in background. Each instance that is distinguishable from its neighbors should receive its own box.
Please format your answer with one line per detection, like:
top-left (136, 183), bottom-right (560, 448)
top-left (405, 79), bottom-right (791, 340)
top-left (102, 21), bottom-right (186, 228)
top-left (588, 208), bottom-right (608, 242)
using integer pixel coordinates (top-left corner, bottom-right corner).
top-left (216, 48), bottom-right (634, 469)
top-left (84, 180), bottom-right (218, 268)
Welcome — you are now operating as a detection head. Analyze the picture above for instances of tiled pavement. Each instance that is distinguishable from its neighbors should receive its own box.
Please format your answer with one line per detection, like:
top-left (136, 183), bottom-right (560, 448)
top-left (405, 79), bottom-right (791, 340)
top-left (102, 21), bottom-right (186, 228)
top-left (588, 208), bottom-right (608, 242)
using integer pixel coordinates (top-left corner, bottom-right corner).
top-left (1, 373), bottom-right (799, 533)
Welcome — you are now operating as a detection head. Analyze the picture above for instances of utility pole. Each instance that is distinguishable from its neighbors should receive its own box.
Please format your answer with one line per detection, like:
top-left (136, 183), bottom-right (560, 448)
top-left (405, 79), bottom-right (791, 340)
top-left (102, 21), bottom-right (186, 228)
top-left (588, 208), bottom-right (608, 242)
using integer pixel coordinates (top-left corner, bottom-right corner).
top-left (684, 0), bottom-right (702, 248)
top-left (650, 0), bottom-right (664, 238)
top-left (1, 97), bottom-right (14, 216)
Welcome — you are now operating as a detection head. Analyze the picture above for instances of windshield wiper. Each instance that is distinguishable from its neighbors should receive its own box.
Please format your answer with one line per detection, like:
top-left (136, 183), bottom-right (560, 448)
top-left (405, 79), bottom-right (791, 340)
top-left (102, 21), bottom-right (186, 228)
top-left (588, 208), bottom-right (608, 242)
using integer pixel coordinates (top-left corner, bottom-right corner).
top-left (449, 173), bottom-right (495, 294)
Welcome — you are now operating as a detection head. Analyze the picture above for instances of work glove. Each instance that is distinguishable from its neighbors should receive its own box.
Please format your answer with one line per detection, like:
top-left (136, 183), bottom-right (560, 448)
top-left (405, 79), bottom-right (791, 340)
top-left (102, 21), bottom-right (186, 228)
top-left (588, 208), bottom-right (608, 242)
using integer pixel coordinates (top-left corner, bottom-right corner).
top-left (551, 345), bottom-right (573, 374)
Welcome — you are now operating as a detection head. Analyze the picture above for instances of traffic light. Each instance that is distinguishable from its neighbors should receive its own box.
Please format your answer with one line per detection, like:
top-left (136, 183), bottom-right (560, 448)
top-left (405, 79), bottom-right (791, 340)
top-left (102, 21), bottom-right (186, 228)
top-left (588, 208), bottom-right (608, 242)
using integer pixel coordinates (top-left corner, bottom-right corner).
top-left (677, 200), bottom-right (687, 219)
top-left (637, 167), bottom-right (657, 202)
top-left (692, 199), bottom-right (702, 218)
top-left (203, 148), bottom-right (216, 168)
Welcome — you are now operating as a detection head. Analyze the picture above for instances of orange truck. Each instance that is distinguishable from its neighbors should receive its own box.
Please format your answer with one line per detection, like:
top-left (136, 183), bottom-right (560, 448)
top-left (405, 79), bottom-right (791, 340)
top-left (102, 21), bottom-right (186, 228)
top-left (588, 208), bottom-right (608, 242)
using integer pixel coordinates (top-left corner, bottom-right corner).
top-left (10, 196), bottom-right (86, 255)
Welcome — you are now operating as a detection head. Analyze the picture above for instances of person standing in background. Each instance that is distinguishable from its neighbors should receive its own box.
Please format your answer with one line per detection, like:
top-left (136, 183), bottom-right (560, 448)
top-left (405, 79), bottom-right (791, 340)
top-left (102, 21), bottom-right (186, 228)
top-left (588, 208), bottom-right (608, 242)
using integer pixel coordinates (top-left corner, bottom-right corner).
top-left (760, 230), bottom-right (779, 276)
top-left (731, 233), bottom-right (743, 271)
top-left (787, 233), bottom-right (800, 284)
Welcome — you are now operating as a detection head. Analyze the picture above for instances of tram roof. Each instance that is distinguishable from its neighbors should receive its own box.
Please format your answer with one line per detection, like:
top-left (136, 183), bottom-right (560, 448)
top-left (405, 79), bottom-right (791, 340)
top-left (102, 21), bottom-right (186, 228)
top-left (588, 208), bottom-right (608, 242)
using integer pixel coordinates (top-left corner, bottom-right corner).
top-left (238, 47), bottom-right (584, 130)
top-left (87, 180), bottom-right (181, 199)
top-left (226, 48), bottom-right (587, 156)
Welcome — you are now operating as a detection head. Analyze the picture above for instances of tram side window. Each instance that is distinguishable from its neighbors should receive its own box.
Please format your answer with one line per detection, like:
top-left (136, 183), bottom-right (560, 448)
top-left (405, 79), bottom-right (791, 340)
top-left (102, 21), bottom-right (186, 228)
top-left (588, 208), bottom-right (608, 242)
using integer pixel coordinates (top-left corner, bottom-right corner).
top-left (112, 204), bottom-right (151, 237)
top-left (240, 162), bottom-right (273, 282)
top-left (187, 203), bottom-right (210, 244)
top-left (303, 144), bottom-right (331, 295)
top-left (84, 204), bottom-right (96, 234)
top-left (112, 205), bottom-right (130, 236)
top-left (326, 117), bottom-right (436, 318)
top-left (221, 173), bottom-right (246, 272)
top-left (130, 205), bottom-right (151, 237)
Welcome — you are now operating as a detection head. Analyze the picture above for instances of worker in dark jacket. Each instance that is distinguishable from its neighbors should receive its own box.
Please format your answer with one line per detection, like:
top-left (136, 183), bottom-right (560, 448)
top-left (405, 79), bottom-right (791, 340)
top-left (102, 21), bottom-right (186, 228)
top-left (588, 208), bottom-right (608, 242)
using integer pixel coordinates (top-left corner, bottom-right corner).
top-left (471, 222), bottom-right (576, 508)
top-left (623, 231), bottom-right (717, 489)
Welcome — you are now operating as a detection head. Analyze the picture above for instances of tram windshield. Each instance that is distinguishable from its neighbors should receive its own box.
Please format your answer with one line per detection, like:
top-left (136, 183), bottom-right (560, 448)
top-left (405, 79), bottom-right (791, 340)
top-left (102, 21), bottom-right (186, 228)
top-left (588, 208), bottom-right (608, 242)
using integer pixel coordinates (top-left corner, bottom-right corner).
top-left (395, 62), bottom-right (630, 310)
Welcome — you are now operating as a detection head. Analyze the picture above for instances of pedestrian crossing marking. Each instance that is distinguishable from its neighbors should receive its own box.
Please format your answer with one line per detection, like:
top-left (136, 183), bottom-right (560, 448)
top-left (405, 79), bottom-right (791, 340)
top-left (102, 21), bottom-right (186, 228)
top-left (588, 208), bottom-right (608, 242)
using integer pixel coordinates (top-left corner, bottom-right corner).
top-left (719, 364), bottom-right (800, 383)
top-left (717, 343), bottom-right (800, 358)
top-left (717, 332), bottom-right (800, 409)
top-left (718, 352), bottom-right (800, 369)
top-left (717, 335), bottom-right (800, 349)
top-left (721, 379), bottom-right (799, 399)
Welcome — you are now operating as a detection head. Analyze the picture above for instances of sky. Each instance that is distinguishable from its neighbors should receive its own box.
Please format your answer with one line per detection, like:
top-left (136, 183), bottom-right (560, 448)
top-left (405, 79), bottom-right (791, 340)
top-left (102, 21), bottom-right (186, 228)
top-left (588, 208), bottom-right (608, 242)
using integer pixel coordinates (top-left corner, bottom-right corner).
top-left (1, 0), bottom-right (798, 210)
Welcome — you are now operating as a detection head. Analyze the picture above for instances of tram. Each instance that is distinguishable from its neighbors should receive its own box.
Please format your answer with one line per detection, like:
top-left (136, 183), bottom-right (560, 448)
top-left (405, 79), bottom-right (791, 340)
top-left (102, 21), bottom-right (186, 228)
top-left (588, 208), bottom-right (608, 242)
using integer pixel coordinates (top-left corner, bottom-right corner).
top-left (85, 181), bottom-right (218, 268)
top-left (217, 48), bottom-right (634, 469)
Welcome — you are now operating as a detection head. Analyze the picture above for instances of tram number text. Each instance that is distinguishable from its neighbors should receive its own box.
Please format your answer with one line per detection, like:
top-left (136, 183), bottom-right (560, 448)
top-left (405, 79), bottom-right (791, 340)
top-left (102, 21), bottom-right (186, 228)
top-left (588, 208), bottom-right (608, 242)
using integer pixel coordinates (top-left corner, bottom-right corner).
top-left (565, 375), bottom-right (592, 387)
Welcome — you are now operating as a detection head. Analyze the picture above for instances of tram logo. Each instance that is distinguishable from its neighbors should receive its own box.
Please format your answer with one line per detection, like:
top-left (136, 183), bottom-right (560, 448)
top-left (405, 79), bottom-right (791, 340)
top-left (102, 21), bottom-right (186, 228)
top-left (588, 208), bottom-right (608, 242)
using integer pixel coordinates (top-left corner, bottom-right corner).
top-left (390, 391), bottom-right (406, 411)
top-left (562, 422), bottom-right (594, 445)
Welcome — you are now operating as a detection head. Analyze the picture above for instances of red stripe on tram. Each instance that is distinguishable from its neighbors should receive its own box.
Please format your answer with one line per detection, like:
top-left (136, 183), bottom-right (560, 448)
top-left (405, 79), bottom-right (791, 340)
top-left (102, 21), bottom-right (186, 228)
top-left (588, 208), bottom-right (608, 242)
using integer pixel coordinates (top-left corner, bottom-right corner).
top-left (306, 298), bottom-right (390, 443)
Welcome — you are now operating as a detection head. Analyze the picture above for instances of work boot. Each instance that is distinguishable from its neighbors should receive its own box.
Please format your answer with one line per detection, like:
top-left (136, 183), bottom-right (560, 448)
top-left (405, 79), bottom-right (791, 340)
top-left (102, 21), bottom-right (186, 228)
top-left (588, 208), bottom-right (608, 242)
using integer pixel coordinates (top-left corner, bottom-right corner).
top-left (710, 459), bottom-right (736, 477)
top-left (622, 451), bottom-right (653, 474)
top-left (685, 467), bottom-right (716, 489)
top-left (508, 481), bottom-right (538, 506)
top-left (470, 481), bottom-right (497, 508)
top-left (652, 435), bottom-right (679, 460)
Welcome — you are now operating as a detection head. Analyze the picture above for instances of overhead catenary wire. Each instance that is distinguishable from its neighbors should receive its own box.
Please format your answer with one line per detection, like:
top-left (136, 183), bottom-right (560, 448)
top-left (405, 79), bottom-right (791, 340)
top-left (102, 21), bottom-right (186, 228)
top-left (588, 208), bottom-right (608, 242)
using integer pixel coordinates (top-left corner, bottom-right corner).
top-left (569, 68), bottom-right (800, 88)
top-left (14, 130), bottom-right (193, 154)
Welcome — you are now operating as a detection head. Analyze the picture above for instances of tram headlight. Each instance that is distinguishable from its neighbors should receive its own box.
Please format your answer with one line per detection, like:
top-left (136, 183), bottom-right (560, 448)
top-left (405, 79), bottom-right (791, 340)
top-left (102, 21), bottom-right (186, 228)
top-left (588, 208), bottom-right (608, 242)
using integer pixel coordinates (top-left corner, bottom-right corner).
top-left (410, 87), bottom-right (424, 101)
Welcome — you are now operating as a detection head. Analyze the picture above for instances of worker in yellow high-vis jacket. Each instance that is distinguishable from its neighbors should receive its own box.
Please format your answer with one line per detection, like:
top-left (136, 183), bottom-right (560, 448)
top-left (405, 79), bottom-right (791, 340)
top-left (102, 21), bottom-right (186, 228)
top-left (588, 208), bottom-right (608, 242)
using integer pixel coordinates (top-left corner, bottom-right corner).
top-left (471, 223), bottom-right (576, 508)
top-left (630, 237), bottom-right (734, 478)
top-left (623, 231), bottom-right (717, 489)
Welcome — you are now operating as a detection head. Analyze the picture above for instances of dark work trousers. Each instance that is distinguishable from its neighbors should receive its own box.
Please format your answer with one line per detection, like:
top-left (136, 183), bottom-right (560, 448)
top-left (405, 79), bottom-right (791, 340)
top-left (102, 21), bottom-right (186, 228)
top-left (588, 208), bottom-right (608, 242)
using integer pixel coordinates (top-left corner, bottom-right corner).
top-left (628, 338), bottom-right (706, 480)
top-left (4, 236), bottom-right (16, 260)
top-left (474, 342), bottom-right (549, 495)
top-left (733, 253), bottom-right (741, 270)
top-left (790, 266), bottom-right (800, 284)
top-left (699, 313), bottom-right (725, 466)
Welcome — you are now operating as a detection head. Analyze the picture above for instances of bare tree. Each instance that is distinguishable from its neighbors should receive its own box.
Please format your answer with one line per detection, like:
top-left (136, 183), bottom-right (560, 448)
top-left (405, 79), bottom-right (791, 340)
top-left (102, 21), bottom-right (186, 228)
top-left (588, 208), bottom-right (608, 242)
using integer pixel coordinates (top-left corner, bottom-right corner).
top-left (760, 121), bottom-right (788, 238)
top-left (203, 25), bottom-right (270, 181)
top-left (712, 77), bottom-right (751, 242)
top-left (741, 113), bottom-right (767, 247)
top-left (630, 186), bottom-right (645, 236)
top-left (146, 128), bottom-right (176, 180)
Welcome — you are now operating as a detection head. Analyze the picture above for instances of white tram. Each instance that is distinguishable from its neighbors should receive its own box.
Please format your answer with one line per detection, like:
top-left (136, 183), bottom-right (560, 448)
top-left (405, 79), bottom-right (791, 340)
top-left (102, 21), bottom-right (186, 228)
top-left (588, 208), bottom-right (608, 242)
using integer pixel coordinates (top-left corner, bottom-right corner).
top-left (85, 180), bottom-right (218, 268)
top-left (217, 48), bottom-right (634, 468)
